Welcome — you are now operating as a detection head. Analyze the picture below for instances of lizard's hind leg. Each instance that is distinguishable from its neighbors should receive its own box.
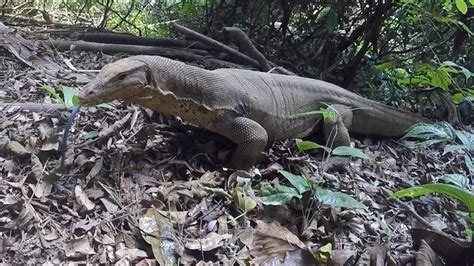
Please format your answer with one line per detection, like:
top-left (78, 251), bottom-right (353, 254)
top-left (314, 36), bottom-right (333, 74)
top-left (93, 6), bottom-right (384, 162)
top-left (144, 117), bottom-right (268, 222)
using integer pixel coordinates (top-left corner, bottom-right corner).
top-left (323, 104), bottom-right (353, 148)
top-left (212, 116), bottom-right (268, 170)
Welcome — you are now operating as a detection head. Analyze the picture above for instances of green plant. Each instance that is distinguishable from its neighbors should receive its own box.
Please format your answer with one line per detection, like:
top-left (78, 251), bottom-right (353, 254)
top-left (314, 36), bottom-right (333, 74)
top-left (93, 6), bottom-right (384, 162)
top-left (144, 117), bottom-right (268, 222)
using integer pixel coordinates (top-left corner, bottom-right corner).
top-left (403, 122), bottom-right (474, 173)
top-left (390, 182), bottom-right (474, 226)
top-left (296, 140), bottom-right (369, 160)
top-left (260, 170), bottom-right (367, 210)
top-left (290, 106), bottom-right (370, 161)
top-left (40, 84), bottom-right (80, 108)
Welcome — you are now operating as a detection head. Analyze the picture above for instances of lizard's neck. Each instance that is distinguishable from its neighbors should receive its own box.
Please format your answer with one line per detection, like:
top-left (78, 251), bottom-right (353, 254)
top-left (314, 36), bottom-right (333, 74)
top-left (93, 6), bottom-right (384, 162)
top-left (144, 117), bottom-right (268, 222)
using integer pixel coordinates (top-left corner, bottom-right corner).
top-left (135, 56), bottom-right (215, 97)
top-left (127, 56), bottom-right (223, 126)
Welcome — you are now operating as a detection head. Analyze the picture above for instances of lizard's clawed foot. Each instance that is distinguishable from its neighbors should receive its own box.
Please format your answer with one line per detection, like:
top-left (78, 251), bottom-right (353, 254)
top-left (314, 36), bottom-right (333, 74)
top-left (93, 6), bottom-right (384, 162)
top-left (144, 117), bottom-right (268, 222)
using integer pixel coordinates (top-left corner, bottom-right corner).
top-left (320, 156), bottom-right (351, 172)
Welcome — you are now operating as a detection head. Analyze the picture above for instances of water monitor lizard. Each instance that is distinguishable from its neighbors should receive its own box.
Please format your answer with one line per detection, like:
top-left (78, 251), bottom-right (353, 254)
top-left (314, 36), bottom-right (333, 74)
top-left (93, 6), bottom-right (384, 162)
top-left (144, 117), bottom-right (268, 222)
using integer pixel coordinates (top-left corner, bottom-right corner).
top-left (78, 55), bottom-right (428, 169)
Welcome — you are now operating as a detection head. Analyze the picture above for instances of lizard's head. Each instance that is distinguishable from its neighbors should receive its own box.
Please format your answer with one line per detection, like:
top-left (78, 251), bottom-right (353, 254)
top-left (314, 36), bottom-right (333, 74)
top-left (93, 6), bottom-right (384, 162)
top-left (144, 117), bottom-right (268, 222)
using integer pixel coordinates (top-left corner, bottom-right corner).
top-left (79, 58), bottom-right (151, 106)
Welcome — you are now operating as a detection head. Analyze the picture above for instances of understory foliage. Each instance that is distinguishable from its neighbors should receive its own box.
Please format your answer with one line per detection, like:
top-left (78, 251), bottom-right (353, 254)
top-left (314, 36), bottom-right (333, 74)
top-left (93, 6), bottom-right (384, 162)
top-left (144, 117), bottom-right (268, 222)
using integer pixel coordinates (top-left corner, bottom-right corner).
top-left (2, 0), bottom-right (472, 109)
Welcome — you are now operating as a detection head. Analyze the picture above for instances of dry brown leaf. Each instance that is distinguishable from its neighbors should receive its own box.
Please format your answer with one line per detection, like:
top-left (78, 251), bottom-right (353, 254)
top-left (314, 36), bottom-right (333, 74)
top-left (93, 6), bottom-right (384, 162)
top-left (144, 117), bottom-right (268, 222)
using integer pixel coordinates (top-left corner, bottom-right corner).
top-left (158, 210), bottom-right (188, 225)
top-left (65, 233), bottom-right (96, 257)
top-left (33, 179), bottom-right (52, 198)
top-left (30, 153), bottom-right (44, 180)
top-left (100, 197), bottom-right (119, 213)
top-left (74, 185), bottom-right (96, 211)
top-left (115, 248), bottom-right (148, 262)
top-left (254, 220), bottom-right (305, 249)
top-left (98, 112), bottom-right (132, 138)
top-left (7, 141), bottom-right (30, 157)
top-left (140, 208), bottom-right (181, 265)
top-left (250, 220), bottom-right (307, 264)
top-left (135, 258), bottom-right (158, 266)
top-left (73, 218), bottom-right (100, 232)
top-left (39, 139), bottom-right (59, 151)
top-left (86, 157), bottom-right (103, 180)
top-left (238, 228), bottom-right (253, 249)
top-left (330, 249), bottom-right (357, 265)
top-left (217, 214), bottom-right (228, 235)
top-left (94, 234), bottom-right (115, 245)
top-left (185, 232), bottom-right (232, 251)
top-left (17, 202), bottom-right (38, 230)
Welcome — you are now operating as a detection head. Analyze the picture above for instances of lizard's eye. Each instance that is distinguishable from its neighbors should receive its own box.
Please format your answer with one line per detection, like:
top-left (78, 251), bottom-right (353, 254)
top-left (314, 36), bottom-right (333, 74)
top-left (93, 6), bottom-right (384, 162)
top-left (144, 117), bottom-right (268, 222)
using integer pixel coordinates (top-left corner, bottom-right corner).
top-left (117, 74), bottom-right (127, 81)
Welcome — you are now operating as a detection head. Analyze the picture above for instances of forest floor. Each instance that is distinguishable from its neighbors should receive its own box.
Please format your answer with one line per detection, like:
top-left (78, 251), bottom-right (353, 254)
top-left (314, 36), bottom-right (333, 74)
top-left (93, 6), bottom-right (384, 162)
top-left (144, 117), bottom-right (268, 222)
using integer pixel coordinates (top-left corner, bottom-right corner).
top-left (0, 23), bottom-right (472, 265)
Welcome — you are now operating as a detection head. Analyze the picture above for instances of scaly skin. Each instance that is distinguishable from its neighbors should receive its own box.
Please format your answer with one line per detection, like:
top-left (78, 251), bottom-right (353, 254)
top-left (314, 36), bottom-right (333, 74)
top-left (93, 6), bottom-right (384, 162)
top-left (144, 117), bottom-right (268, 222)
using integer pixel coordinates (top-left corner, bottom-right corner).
top-left (79, 56), bottom-right (429, 169)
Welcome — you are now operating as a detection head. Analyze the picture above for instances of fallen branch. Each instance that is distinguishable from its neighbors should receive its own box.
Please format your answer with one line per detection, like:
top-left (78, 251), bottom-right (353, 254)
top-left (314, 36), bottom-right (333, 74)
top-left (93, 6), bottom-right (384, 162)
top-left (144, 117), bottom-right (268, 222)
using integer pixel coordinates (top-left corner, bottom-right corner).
top-left (73, 32), bottom-right (214, 51)
top-left (48, 40), bottom-right (208, 62)
top-left (223, 26), bottom-right (271, 71)
top-left (0, 102), bottom-right (68, 112)
top-left (171, 23), bottom-right (260, 68)
top-left (0, 22), bottom-right (90, 81)
top-left (202, 58), bottom-right (247, 70)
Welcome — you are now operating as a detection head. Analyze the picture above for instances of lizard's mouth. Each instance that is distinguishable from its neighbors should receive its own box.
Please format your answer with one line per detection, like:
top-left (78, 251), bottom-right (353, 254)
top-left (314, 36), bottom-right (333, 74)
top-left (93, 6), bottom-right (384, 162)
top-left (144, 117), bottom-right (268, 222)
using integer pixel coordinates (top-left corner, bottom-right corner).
top-left (79, 92), bottom-right (107, 106)
top-left (79, 88), bottom-right (146, 107)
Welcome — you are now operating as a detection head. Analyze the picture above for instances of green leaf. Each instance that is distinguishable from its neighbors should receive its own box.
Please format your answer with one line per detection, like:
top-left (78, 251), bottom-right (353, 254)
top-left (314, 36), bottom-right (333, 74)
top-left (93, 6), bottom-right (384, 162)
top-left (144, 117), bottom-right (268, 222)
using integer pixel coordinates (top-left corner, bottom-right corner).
top-left (41, 84), bottom-right (64, 106)
top-left (455, 0), bottom-right (468, 14)
top-left (297, 140), bottom-right (320, 152)
top-left (325, 8), bottom-right (338, 32)
top-left (204, 187), bottom-right (232, 198)
top-left (409, 139), bottom-right (447, 149)
top-left (390, 183), bottom-right (474, 213)
top-left (279, 170), bottom-right (310, 194)
top-left (403, 122), bottom-right (456, 141)
top-left (375, 62), bottom-right (396, 70)
top-left (315, 6), bottom-right (331, 23)
top-left (443, 144), bottom-right (466, 155)
top-left (442, 61), bottom-right (472, 80)
top-left (313, 242), bottom-right (332, 263)
top-left (260, 185), bottom-right (301, 205)
top-left (465, 226), bottom-right (473, 241)
top-left (452, 93), bottom-right (464, 104)
top-left (289, 110), bottom-right (326, 119)
top-left (428, 68), bottom-right (452, 90)
top-left (297, 140), bottom-right (331, 153)
top-left (439, 174), bottom-right (469, 188)
top-left (465, 155), bottom-right (474, 173)
top-left (83, 130), bottom-right (98, 140)
top-left (230, 187), bottom-right (257, 213)
top-left (455, 21), bottom-right (474, 36)
top-left (62, 86), bottom-right (80, 108)
top-left (315, 187), bottom-right (367, 209)
top-left (455, 130), bottom-right (474, 152)
top-left (332, 146), bottom-right (370, 160)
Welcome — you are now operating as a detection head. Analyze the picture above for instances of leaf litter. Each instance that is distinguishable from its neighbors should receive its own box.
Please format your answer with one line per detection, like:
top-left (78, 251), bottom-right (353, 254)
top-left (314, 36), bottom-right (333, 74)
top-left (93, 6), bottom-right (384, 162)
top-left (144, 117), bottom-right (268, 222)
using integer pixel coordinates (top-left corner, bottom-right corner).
top-left (0, 24), bottom-right (472, 265)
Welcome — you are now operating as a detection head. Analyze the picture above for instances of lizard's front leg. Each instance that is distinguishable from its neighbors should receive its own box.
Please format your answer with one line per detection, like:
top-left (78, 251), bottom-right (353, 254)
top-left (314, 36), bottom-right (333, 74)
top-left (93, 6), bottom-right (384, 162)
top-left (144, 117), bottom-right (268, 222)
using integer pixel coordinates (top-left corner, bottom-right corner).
top-left (212, 116), bottom-right (268, 169)
top-left (324, 104), bottom-right (353, 147)
top-left (322, 104), bottom-right (353, 171)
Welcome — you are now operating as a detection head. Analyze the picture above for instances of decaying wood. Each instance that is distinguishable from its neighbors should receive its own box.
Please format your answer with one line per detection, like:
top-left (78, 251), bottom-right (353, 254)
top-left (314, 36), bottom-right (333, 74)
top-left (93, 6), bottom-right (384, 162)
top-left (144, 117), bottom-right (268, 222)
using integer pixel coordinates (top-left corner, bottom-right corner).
top-left (171, 23), bottom-right (260, 68)
top-left (223, 26), bottom-right (271, 71)
top-left (0, 102), bottom-right (68, 112)
top-left (222, 26), bottom-right (294, 75)
top-left (73, 32), bottom-right (214, 51)
top-left (49, 40), bottom-right (209, 61)
top-left (0, 22), bottom-right (90, 82)
top-left (201, 58), bottom-right (247, 70)
top-left (0, 22), bottom-right (60, 71)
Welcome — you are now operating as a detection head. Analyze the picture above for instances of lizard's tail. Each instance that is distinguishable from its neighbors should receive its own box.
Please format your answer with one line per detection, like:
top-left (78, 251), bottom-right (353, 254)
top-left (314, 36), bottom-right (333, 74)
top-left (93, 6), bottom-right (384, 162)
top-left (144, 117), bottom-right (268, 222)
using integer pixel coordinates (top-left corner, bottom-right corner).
top-left (350, 99), bottom-right (429, 137)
